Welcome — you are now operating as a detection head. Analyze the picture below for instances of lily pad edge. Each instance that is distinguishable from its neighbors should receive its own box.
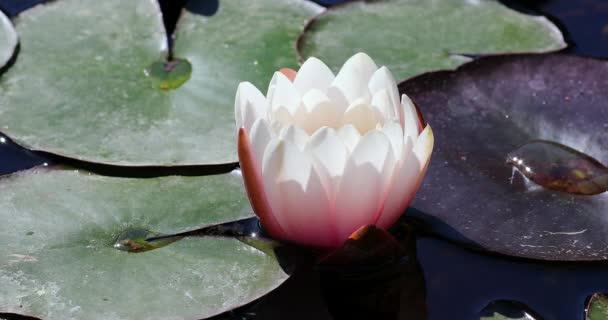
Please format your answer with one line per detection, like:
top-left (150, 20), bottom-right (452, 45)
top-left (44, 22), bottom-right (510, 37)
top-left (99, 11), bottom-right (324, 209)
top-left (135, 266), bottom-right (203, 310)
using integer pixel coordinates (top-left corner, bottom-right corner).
top-left (295, 0), bottom-right (568, 81)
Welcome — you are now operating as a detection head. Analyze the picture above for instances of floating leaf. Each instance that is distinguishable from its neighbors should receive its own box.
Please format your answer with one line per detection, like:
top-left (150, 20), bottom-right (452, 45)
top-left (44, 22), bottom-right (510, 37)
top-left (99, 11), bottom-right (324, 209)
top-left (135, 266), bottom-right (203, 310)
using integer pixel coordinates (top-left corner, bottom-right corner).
top-left (587, 293), bottom-right (608, 320)
top-left (297, 0), bottom-right (565, 81)
top-left (0, 168), bottom-right (290, 320)
top-left (0, 8), bottom-right (17, 69)
top-left (0, 0), bottom-right (322, 166)
top-left (400, 54), bottom-right (608, 261)
top-left (480, 300), bottom-right (542, 320)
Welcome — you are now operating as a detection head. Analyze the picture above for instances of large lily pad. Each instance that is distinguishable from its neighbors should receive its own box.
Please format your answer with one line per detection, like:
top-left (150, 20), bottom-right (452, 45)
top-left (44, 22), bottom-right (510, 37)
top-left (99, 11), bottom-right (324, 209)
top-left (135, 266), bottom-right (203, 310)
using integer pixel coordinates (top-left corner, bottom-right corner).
top-left (400, 54), bottom-right (608, 261)
top-left (297, 0), bottom-right (565, 81)
top-left (0, 8), bottom-right (17, 69)
top-left (0, 168), bottom-right (290, 320)
top-left (0, 0), bottom-right (322, 166)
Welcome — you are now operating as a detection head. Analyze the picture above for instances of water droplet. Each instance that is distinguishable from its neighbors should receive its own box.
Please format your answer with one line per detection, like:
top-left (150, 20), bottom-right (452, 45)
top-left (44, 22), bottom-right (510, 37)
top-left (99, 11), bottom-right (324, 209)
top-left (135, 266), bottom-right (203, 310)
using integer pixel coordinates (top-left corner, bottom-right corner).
top-left (144, 58), bottom-right (192, 91)
top-left (507, 140), bottom-right (608, 195)
top-left (113, 228), bottom-right (181, 253)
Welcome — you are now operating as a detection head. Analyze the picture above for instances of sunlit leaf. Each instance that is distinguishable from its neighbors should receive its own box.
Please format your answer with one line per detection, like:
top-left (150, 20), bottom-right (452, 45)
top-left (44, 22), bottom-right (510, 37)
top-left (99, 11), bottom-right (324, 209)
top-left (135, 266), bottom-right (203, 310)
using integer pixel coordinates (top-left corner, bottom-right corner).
top-left (0, 8), bottom-right (17, 69)
top-left (0, 0), bottom-right (322, 166)
top-left (298, 0), bottom-right (565, 81)
top-left (0, 168), bottom-right (290, 320)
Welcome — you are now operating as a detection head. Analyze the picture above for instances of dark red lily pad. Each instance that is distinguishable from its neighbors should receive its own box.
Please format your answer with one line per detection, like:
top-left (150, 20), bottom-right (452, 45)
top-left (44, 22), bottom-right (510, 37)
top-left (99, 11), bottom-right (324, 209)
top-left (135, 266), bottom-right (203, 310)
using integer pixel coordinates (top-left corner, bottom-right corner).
top-left (399, 53), bottom-right (608, 261)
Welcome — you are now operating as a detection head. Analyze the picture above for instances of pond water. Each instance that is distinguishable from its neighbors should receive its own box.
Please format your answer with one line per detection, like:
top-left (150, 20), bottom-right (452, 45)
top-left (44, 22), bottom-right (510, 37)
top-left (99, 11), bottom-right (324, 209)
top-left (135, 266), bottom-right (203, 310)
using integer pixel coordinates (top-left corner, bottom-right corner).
top-left (0, 0), bottom-right (607, 319)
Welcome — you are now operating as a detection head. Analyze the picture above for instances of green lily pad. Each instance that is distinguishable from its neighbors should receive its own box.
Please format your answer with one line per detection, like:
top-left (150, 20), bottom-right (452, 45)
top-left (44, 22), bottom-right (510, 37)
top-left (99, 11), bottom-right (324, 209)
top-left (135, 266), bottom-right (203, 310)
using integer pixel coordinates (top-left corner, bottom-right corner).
top-left (587, 294), bottom-right (608, 320)
top-left (480, 300), bottom-right (542, 320)
top-left (0, 8), bottom-right (17, 69)
top-left (0, 0), bottom-right (322, 166)
top-left (297, 0), bottom-right (566, 81)
top-left (0, 168), bottom-right (290, 320)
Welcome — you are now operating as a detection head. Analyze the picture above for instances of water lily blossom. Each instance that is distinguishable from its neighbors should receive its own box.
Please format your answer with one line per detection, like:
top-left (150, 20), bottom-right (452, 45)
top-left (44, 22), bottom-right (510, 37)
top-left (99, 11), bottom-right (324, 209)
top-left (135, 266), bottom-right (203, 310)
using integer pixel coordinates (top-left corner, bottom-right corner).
top-left (235, 53), bottom-right (433, 248)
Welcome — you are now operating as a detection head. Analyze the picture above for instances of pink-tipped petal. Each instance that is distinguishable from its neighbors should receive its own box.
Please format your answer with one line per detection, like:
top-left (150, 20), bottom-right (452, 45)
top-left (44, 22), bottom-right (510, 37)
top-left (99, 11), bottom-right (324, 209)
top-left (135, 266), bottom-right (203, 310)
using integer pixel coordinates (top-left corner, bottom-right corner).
top-left (294, 57), bottom-right (335, 94)
top-left (331, 52), bottom-right (378, 104)
top-left (279, 68), bottom-right (297, 81)
top-left (334, 130), bottom-right (395, 242)
top-left (238, 128), bottom-right (286, 239)
top-left (262, 139), bottom-right (335, 247)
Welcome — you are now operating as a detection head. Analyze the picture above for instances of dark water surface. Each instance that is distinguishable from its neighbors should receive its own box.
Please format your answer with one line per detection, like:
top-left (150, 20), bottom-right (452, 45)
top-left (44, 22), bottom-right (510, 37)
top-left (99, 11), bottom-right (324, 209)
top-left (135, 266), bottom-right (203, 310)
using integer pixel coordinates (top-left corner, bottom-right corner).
top-left (1, 0), bottom-right (608, 319)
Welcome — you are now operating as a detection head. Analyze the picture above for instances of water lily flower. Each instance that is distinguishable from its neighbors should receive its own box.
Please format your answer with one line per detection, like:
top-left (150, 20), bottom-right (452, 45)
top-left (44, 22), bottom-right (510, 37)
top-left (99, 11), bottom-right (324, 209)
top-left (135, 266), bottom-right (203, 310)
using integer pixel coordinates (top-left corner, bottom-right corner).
top-left (235, 52), bottom-right (433, 248)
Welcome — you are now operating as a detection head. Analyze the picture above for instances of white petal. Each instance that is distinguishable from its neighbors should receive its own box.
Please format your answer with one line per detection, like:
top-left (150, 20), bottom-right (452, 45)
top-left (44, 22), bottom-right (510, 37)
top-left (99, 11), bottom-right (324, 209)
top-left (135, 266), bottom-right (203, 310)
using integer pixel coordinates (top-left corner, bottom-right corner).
top-left (297, 89), bottom-right (342, 134)
top-left (326, 86), bottom-right (349, 114)
top-left (331, 52), bottom-right (378, 104)
top-left (270, 106), bottom-right (294, 128)
top-left (279, 125), bottom-right (309, 151)
top-left (262, 139), bottom-right (336, 247)
top-left (268, 71), bottom-right (301, 115)
top-left (235, 82), bottom-right (266, 129)
top-left (294, 57), bottom-right (335, 94)
top-left (242, 100), bottom-right (259, 133)
top-left (334, 130), bottom-right (395, 240)
top-left (249, 118), bottom-right (274, 169)
top-left (368, 66), bottom-right (400, 119)
top-left (376, 137), bottom-right (421, 228)
top-left (381, 121), bottom-right (404, 160)
top-left (401, 94), bottom-right (420, 141)
top-left (306, 127), bottom-right (348, 193)
top-left (342, 99), bottom-right (378, 134)
top-left (371, 89), bottom-right (398, 123)
top-left (413, 124), bottom-right (434, 165)
top-left (337, 125), bottom-right (361, 153)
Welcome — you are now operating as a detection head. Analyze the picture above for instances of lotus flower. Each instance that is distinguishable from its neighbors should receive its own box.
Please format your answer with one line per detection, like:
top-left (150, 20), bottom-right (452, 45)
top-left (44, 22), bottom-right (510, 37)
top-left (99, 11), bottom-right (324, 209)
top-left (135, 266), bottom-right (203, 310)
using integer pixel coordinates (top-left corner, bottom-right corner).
top-left (235, 53), bottom-right (433, 248)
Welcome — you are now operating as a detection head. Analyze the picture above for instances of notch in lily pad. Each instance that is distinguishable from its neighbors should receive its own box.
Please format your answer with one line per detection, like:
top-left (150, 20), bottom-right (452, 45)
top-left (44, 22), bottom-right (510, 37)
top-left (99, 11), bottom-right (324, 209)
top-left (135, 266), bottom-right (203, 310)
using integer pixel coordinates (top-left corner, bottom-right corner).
top-left (144, 58), bottom-right (192, 90)
top-left (113, 227), bottom-right (182, 253)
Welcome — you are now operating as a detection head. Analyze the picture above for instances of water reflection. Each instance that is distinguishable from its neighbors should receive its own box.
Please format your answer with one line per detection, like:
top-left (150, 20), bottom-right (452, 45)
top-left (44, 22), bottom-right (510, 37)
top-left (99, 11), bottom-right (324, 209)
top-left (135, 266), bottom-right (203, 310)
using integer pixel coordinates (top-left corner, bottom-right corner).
top-left (507, 140), bottom-right (608, 195)
top-left (418, 237), bottom-right (608, 320)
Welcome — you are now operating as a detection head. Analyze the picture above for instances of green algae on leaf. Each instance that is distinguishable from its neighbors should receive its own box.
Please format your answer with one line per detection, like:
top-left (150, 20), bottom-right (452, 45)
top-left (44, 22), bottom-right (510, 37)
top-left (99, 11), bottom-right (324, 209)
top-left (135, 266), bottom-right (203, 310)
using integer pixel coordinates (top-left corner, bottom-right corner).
top-left (0, 0), bottom-right (322, 166)
top-left (144, 58), bottom-right (192, 91)
top-left (0, 9), bottom-right (17, 69)
top-left (298, 0), bottom-right (565, 81)
top-left (0, 168), bottom-right (290, 320)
